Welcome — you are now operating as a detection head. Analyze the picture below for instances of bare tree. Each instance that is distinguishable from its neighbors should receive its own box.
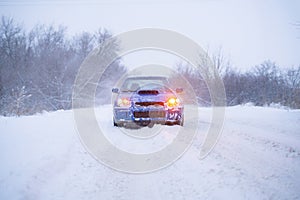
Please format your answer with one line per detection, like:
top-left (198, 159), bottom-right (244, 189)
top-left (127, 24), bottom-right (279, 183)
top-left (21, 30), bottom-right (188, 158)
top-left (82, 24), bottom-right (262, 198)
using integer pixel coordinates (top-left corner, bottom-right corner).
top-left (284, 66), bottom-right (300, 108)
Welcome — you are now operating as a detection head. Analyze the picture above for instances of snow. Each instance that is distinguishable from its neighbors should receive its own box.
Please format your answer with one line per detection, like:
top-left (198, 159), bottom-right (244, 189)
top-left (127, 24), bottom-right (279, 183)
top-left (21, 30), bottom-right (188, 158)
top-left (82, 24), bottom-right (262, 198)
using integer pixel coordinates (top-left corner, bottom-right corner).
top-left (0, 105), bottom-right (300, 199)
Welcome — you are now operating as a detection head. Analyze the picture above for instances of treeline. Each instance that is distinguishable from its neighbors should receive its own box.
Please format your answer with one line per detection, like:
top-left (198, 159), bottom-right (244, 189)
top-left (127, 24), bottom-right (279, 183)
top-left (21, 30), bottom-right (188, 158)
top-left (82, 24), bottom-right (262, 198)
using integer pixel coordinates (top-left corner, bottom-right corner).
top-left (0, 17), bottom-right (126, 116)
top-left (176, 60), bottom-right (300, 108)
top-left (223, 62), bottom-right (300, 108)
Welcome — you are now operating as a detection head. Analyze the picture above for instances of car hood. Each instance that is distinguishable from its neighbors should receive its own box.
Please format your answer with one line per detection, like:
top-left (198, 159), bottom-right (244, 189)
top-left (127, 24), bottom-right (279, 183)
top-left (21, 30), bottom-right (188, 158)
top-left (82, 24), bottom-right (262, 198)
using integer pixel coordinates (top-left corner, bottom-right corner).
top-left (118, 91), bottom-right (174, 102)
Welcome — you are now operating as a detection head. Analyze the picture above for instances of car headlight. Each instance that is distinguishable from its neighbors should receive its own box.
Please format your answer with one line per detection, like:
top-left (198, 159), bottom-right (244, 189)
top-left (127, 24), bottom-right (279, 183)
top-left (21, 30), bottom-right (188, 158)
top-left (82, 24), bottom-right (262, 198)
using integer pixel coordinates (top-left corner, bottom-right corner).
top-left (117, 98), bottom-right (131, 107)
top-left (167, 97), bottom-right (180, 107)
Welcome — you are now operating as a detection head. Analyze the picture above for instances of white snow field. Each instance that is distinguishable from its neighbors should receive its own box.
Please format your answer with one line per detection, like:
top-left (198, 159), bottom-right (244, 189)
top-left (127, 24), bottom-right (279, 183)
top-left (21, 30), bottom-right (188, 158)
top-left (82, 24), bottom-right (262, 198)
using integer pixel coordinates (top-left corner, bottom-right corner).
top-left (0, 105), bottom-right (300, 200)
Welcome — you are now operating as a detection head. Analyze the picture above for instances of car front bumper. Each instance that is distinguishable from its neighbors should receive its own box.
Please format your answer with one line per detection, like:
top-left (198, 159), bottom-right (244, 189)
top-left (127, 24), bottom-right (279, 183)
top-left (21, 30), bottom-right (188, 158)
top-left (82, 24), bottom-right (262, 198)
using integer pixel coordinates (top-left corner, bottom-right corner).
top-left (113, 106), bottom-right (184, 124)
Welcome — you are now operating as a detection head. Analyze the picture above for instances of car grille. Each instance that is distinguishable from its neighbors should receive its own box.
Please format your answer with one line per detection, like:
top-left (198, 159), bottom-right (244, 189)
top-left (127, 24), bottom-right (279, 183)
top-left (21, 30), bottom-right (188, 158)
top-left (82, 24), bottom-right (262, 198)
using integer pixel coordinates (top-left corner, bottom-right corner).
top-left (133, 111), bottom-right (165, 118)
top-left (135, 102), bottom-right (164, 107)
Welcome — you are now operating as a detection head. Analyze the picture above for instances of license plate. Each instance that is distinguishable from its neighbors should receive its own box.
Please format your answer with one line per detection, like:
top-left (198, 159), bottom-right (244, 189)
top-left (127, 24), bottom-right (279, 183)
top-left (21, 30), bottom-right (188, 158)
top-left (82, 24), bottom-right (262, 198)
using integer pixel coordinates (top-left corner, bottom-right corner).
top-left (134, 111), bottom-right (165, 118)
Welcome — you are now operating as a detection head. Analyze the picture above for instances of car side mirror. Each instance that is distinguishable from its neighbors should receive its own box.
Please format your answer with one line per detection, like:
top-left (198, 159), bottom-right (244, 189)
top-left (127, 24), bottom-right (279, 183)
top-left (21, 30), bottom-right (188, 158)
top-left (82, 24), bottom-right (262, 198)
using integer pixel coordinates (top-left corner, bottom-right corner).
top-left (175, 88), bottom-right (183, 93)
top-left (112, 88), bottom-right (119, 93)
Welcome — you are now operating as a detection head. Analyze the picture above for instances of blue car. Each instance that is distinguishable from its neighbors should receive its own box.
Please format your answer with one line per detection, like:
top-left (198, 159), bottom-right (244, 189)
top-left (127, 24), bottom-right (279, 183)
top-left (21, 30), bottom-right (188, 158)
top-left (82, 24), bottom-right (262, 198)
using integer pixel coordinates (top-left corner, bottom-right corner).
top-left (112, 76), bottom-right (184, 127)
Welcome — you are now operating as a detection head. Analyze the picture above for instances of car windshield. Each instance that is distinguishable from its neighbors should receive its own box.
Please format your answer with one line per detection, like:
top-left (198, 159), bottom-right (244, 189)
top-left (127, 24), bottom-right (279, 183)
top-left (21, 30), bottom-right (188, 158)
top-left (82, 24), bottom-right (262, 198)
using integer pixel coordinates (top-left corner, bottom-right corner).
top-left (120, 77), bottom-right (170, 92)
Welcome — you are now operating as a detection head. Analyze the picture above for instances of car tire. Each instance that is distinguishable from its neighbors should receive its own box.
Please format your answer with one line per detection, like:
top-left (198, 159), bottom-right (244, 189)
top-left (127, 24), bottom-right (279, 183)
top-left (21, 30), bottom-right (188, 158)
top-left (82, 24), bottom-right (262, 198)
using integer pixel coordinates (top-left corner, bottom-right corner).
top-left (113, 119), bottom-right (121, 127)
top-left (176, 118), bottom-right (184, 126)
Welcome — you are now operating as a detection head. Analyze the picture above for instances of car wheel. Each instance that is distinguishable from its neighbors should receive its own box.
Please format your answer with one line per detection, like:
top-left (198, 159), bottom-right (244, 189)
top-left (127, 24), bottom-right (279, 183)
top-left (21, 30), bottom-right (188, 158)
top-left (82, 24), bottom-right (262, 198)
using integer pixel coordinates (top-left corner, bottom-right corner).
top-left (176, 118), bottom-right (184, 126)
top-left (113, 119), bottom-right (121, 127)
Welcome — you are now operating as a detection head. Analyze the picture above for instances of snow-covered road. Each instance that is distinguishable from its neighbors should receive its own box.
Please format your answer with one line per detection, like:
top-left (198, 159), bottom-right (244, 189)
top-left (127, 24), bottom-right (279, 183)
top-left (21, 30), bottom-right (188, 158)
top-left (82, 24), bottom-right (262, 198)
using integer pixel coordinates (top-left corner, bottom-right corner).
top-left (0, 105), bottom-right (300, 199)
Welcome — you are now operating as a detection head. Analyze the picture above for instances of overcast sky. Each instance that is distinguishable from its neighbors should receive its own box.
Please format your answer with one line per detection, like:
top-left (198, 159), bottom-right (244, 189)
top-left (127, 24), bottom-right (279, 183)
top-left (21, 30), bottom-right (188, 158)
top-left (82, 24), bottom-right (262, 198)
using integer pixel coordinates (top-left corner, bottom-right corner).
top-left (0, 0), bottom-right (299, 70)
